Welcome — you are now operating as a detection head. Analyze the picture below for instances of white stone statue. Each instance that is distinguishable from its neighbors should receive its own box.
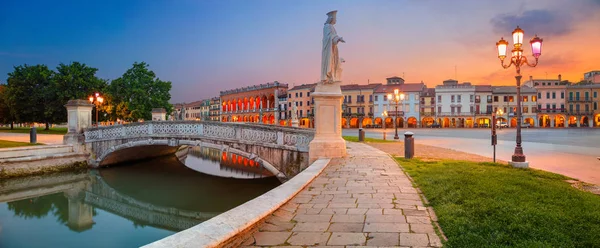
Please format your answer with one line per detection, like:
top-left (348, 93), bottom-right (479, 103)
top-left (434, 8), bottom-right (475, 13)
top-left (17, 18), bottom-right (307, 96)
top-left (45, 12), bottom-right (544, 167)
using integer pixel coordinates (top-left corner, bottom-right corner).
top-left (321, 10), bottom-right (345, 84)
top-left (291, 101), bottom-right (299, 127)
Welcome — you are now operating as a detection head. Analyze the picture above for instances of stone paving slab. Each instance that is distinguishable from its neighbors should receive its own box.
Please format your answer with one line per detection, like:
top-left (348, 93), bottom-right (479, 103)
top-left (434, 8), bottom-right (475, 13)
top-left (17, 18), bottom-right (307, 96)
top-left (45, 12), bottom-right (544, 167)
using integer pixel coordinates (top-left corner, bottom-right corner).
top-left (243, 142), bottom-right (443, 247)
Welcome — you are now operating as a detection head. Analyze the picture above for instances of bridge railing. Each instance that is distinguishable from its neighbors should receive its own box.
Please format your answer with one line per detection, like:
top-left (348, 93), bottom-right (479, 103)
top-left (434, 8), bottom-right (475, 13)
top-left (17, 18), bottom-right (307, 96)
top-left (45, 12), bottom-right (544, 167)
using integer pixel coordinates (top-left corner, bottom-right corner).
top-left (83, 121), bottom-right (315, 152)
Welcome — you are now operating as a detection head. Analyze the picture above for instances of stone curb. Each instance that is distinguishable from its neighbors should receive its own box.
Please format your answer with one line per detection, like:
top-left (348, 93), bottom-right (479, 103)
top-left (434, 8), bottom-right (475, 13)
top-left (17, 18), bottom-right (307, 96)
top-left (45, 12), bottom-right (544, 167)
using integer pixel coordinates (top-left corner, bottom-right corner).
top-left (142, 158), bottom-right (332, 248)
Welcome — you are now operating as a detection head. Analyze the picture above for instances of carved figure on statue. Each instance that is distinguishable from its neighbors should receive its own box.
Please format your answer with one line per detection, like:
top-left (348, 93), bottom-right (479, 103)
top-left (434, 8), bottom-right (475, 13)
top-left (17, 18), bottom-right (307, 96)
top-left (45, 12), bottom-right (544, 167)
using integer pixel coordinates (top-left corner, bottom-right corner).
top-left (321, 10), bottom-right (345, 84)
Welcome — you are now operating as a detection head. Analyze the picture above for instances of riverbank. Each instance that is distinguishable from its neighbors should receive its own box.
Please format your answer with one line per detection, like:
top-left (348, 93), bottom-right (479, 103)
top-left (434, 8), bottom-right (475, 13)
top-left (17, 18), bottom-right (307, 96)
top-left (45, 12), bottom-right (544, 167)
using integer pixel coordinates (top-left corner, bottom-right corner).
top-left (0, 145), bottom-right (88, 179)
top-left (0, 139), bottom-right (41, 148)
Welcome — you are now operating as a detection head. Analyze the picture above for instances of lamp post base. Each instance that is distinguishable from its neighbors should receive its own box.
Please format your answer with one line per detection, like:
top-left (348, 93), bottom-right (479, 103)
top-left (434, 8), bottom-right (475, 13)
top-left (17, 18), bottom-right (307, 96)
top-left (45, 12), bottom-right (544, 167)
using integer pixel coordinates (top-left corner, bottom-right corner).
top-left (509, 161), bottom-right (529, 168)
top-left (393, 135), bottom-right (399, 140)
top-left (511, 146), bottom-right (526, 162)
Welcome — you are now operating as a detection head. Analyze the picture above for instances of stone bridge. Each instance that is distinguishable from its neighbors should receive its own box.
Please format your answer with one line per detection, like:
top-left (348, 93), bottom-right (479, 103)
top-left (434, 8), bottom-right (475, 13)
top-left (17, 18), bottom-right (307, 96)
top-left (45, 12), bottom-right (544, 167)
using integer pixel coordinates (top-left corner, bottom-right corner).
top-left (82, 121), bottom-right (315, 178)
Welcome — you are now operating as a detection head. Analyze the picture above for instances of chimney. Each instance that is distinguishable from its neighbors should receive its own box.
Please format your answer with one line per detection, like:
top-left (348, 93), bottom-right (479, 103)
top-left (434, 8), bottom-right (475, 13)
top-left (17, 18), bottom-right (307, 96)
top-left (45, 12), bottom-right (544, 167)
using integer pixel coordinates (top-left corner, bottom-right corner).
top-left (558, 74), bottom-right (562, 82)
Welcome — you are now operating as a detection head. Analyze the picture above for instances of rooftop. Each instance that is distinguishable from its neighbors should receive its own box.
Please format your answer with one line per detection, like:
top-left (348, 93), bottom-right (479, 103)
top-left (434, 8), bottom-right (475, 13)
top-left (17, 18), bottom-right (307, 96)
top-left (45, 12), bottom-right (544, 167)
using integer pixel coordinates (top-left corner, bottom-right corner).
top-left (289, 83), bottom-right (317, 91)
top-left (492, 86), bottom-right (536, 94)
top-left (341, 83), bottom-right (382, 91)
top-left (374, 83), bottom-right (425, 93)
top-left (220, 81), bottom-right (288, 96)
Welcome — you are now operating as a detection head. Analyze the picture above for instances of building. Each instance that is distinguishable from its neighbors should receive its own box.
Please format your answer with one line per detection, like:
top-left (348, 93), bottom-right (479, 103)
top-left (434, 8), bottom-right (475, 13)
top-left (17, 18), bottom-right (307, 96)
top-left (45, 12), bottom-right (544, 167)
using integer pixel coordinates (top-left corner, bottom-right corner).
top-left (474, 85), bottom-right (493, 128)
top-left (200, 99), bottom-right (211, 121)
top-left (341, 83), bottom-right (381, 128)
top-left (419, 88), bottom-right (436, 127)
top-left (491, 86), bottom-right (538, 127)
top-left (565, 83), bottom-right (600, 127)
top-left (209, 97), bottom-right (220, 121)
top-left (220, 81), bottom-right (288, 124)
top-left (584, 70), bottom-right (600, 84)
top-left (287, 83), bottom-right (316, 128)
top-left (277, 92), bottom-right (288, 126)
top-left (434, 80), bottom-right (476, 128)
top-left (151, 108), bottom-right (167, 121)
top-left (372, 77), bottom-right (425, 128)
top-left (527, 75), bottom-right (569, 128)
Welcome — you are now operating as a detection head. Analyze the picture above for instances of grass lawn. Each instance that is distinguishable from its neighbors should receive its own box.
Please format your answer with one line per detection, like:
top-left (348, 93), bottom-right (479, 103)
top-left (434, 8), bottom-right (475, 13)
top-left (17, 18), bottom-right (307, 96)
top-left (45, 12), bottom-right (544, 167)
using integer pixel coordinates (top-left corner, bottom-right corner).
top-left (0, 127), bottom-right (67, 135)
top-left (342, 136), bottom-right (395, 143)
top-left (0, 139), bottom-right (42, 148)
top-left (397, 158), bottom-right (600, 247)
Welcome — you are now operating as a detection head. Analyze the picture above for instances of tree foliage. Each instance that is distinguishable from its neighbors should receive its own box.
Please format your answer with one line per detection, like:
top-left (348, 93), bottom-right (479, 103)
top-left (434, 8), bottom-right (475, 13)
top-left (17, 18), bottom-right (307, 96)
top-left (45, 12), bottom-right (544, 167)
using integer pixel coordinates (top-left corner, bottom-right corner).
top-left (5, 64), bottom-right (54, 126)
top-left (107, 62), bottom-right (172, 121)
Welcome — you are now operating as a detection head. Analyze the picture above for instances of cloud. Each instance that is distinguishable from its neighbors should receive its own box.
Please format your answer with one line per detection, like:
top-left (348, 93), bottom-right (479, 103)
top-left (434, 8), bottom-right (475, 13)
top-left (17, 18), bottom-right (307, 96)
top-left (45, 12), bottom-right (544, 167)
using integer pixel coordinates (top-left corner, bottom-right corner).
top-left (490, 9), bottom-right (572, 37)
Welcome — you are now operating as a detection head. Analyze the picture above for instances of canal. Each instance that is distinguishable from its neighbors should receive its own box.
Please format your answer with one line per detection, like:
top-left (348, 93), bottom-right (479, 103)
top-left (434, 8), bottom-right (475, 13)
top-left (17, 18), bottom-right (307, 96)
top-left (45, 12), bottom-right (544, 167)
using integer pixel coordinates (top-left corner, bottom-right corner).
top-left (0, 146), bottom-right (280, 248)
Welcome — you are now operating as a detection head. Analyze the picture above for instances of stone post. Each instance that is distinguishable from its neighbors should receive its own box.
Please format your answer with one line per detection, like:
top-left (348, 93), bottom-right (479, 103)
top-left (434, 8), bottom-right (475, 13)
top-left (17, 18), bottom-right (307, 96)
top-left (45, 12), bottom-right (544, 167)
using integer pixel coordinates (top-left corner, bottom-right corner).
top-left (309, 82), bottom-right (346, 163)
top-left (63, 99), bottom-right (94, 152)
top-left (64, 186), bottom-right (94, 232)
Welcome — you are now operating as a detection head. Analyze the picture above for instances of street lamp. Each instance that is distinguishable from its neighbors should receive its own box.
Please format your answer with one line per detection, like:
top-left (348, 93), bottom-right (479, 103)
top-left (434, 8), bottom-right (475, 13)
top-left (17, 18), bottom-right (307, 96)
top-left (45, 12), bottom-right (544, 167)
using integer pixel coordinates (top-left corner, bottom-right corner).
top-left (88, 92), bottom-right (104, 127)
top-left (382, 111), bottom-right (388, 130)
top-left (496, 108), bottom-right (504, 129)
top-left (496, 26), bottom-right (543, 165)
top-left (387, 89), bottom-right (405, 140)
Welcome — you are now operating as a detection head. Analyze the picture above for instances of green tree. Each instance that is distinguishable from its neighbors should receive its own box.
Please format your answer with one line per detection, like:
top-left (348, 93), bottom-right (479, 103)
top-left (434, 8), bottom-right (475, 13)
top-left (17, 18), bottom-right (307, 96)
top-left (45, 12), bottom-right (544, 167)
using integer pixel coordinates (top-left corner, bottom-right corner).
top-left (107, 62), bottom-right (172, 121)
top-left (50, 62), bottom-right (107, 124)
top-left (0, 84), bottom-right (15, 128)
top-left (5, 64), bottom-right (54, 129)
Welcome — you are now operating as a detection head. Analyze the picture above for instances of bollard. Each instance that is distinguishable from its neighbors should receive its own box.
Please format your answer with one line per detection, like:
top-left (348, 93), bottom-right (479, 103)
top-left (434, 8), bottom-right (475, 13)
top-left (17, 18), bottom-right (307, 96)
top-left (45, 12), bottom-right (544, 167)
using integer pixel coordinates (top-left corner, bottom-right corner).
top-left (404, 131), bottom-right (414, 159)
top-left (358, 128), bottom-right (365, 142)
top-left (30, 127), bottom-right (37, 144)
top-left (383, 132), bottom-right (386, 140)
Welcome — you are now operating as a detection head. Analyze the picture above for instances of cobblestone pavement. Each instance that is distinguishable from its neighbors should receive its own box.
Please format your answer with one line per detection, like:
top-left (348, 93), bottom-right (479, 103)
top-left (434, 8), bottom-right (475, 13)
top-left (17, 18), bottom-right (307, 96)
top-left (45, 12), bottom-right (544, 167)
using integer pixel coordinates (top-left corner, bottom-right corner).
top-left (243, 142), bottom-right (442, 247)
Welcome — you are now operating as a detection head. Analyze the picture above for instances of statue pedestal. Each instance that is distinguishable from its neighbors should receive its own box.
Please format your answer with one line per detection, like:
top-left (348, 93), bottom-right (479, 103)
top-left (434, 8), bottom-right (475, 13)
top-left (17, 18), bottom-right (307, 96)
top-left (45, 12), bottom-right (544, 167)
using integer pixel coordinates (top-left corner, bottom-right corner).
top-left (291, 120), bottom-right (299, 127)
top-left (309, 82), bottom-right (346, 163)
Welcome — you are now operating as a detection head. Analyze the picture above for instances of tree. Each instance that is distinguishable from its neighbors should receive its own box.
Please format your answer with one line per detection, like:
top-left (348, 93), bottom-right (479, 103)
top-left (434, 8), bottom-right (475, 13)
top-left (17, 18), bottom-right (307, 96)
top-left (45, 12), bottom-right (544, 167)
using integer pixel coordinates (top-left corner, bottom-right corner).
top-left (0, 84), bottom-right (13, 127)
top-left (49, 62), bottom-right (107, 124)
top-left (107, 62), bottom-right (172, 121)
top-left (5, 64), bottom-right (54, 129)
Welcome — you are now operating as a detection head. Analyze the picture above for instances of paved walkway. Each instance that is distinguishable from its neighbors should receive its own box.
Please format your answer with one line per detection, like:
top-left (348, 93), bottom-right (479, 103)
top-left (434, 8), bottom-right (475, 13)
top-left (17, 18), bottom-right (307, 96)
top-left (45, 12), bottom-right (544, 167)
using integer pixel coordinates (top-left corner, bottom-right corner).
top-left (243, 142), bottom-right (442, 247)
top-left (0, 133), bottom-right (63, 145)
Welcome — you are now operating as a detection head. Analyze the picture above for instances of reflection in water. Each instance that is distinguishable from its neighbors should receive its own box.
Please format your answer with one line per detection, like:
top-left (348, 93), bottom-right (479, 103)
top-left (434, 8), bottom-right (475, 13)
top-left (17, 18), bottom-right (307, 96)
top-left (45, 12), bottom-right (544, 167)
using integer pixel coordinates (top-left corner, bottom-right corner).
top-left (0, 151), bottom-right (280, 248)
top-left (182, 146), bottom-right (274, 179)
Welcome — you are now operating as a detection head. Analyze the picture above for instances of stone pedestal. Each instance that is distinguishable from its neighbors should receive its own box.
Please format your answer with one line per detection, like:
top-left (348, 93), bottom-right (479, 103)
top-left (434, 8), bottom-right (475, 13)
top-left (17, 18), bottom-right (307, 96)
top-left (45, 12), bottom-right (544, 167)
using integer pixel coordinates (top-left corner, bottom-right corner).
top-left (291, 119), bottom-right (299, 127)
top-left (309, 82), bottom-right (346, 163)
top-left (509, 161), bottom-right (529, 168)
top-left (63, 100), bottom-right (94, 152)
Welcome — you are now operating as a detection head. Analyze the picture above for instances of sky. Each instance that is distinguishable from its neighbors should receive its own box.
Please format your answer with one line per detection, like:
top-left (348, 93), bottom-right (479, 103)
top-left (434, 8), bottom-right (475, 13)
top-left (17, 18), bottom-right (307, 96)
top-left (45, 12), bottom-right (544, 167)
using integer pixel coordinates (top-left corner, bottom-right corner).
top-left (1, 0), bottom-right (599, 103)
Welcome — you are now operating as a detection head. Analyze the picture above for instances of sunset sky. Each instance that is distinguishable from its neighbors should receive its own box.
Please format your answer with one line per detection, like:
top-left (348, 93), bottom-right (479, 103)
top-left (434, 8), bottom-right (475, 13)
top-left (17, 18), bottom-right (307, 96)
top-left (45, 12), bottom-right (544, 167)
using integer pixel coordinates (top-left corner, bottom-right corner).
top-left (1, 0), bottom-right (599, 102)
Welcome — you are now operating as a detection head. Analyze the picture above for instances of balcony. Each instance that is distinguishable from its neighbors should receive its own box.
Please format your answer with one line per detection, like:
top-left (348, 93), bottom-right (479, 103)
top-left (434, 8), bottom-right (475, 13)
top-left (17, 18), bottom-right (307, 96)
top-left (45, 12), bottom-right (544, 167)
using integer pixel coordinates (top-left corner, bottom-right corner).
top-left (437, 112), bottom-right (474, 117)
top-left (536, 108), bottom-right (566, 113)
top-left (419, 112), bottom-right (435, 117)
top-left (568, 97), bottom-right (593, 102)
top-left (566, 110), bottom-right (594, 116)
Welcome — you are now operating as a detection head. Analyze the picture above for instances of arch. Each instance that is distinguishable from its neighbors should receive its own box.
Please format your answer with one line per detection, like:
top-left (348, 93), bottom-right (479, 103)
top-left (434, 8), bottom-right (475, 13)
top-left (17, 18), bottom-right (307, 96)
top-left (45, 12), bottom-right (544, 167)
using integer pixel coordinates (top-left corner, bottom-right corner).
top-left (243, 116), bottom-right (249, 122)
top-left (341, 118), bottom-right (348, 128)
top-left (476, 117), bottom-right (492, 127)
top-left (279, 120), bottom-right (286, 126)
top-left (581, 116), bottom-right (589, 127)
top-left (300, 118), bottom-right (310, 128)
top-left (450, 118), bottom-right (456, 128)
top-left (396, 117), bottom-right (404, 128)
top-left (349, 118), bottom-right (359, 128)
top-left (465, 117), bottom-right (474, 128)
top-left (362, 118), bottom-right (373, 127)
top-left (374, 117), bottom-right (383, 128)
top-left (555, 115), bottom-right (565, 127)
top-left (568, 116), bottom-right (577, 127)
top-left (524, 117), bottom-right (534, 126)
top-left (442, 117), bottom-right (450, 128)
top-left (510, 117), bottom-right (517, 128)
top-left (539, 115), bottom-right (550, 128)
top-left (595, 114), bottom-right (600, 127)
top-left (422, 117), bottom-right (434, 128)
top-left (269, 115), bottom-right (275, 125)
top-left (268, 94), bottom-right (276, 109)
top-left (407, 117), bottom-right (417, 128)
top-left (384, 117), bottom-right (394, 128)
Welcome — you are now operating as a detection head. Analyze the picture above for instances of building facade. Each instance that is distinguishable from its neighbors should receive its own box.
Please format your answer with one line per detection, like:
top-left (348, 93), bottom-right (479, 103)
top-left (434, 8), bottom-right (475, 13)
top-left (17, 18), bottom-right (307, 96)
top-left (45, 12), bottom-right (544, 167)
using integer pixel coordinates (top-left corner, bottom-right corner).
top-left (220, 82), bottom-right (288, 124)
top-left (474, 85), bottom-right (493, 128)
top-left (341, 83), bottom-right (381, 128)
top-left (434, 80), bottom-right (476, 128)
top-left (565, 84), bottom-right (599, 127)
top-left (491, 86), bottom-right (538, 127)
top-left (528, 75), bottom-right (568, 128)
top-left (287, 83), bottom-right (316, 128)
top-left (209, 97), bottom-right (220, 121)
top-left (420, 88), bottom-right (436, 127)
top-left (373, 77), bottom-right (425, 128)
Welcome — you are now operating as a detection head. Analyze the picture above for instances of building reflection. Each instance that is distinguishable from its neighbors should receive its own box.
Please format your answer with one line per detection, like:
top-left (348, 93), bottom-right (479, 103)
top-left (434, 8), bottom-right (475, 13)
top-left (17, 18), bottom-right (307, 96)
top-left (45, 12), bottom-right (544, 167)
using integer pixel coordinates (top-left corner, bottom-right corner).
top-left (186, 146), bottom-right (274, 179)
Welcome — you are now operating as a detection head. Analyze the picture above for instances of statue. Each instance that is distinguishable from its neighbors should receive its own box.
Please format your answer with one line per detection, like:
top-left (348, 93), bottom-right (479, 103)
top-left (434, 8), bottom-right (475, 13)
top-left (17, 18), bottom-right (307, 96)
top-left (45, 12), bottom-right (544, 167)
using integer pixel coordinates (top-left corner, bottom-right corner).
top-left (321, 10), bottom-right (345, 84)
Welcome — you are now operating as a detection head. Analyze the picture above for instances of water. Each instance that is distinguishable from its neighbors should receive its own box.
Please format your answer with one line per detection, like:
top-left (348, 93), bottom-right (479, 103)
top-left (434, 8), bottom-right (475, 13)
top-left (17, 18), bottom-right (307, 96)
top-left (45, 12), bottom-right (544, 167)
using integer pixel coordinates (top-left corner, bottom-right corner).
top-left (0, 147), bottom-right (280, 248)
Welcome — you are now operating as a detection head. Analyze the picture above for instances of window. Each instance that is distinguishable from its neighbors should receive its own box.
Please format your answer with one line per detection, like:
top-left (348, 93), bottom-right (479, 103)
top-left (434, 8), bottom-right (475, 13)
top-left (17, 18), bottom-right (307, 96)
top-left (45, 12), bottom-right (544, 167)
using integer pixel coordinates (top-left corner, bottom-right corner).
top-left (585, 104), bottom-right (589, 112)
top-left (585, 92), bottom-right (589, 100)
top-left (457, 106), bottom-right (461, 113)
top-left (494, 96), bottom-right (499, 102)
top-left (523, 106), bottom-right (528, 113)
top-left (487, 95), bottom-right (492, 102)
top-left (504, 107), bottom-right (508, 114)
top-left (375, 95), bottom-right (379, 101)
top-left (532, 95), bottom-right (537, 101)
top-left (451, 107), bottom-right (455, 113)
top-left (561, 92), bottom-right (564, 99)
top-left (288, 94), bottom-right (291, 98)
top-left (431, 107), bottom-right (434, 113)
top-left (383, 95), bottom-right (387, 101)
top-left (451, 95), bottom-right (455, 103)
top-left (295, 102), bottom-right (298, 106)
top-left (470, 95), bottom-right (474, 102)
top-left (560, 104), bottom-right (564, 111)
top-left (552, 104), bottom-right (556, 110)
top-left (569, 104), bottom-right (573, 112)
top-left (576, 92), bottom-right (580, 100)
top-left (487, 105), bottom-right (493, 113)
top-left (470, 106), bottom-right (474, 113)
top-left (415, 94), bottom-right (419, 101)
top-left (299, 101), bottom-right (303, 106)
top-left (508, 96), bottom-right (514, 102)
top-left (289, 102), bottom-right (291, 107)
top-left (569, 92), bottom-right (573, 100)
top-left (348, 96), bottom-right (352, 103)
top-left (414, 105), bottom-right (418, 113)
top-left (595, 102), bottom-right (598, 110)
top-left (299, 110), bottom-right (303, 117)
top-left (438, 106), bottom-right (442, 113)
top-left (307, 92), bottom-right (310, 97)
top-left (369, 95), bottom-right (373, 102)
top-left (369, 106), bottom-right (373, 113)
top-left (503, 96), bottom-right (508, 102)
top-left (295, 92), bottom-right (298, 97)
top-left (438, 95), bottom-right (442, 102)
top-left (457, 95), bottom-right (462, 102)
top-left (300, 92), bottom-right (303, 97)
top-left (523, 96), bottom-right (528, 102)
top-left (576, 104), bottom-right (580, 112)
top-left (538, 92), bottom-right (542, 99)
top-left (288, 110), bottom-right (291, 117)
top-left (594, 92), bottom-right (598, 98)
top-left (307, 101), bottom-right (310, 106)
top-left (552, 92), bottom-right (556, 99)
top-left (546, 92), bottom-right (550, 99)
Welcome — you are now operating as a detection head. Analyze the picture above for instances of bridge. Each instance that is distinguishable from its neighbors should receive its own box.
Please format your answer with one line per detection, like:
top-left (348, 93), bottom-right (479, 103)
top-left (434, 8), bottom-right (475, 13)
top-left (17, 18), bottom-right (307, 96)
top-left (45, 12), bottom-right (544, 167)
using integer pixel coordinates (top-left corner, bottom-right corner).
top-left (82, 121), bottom-right (315, 179)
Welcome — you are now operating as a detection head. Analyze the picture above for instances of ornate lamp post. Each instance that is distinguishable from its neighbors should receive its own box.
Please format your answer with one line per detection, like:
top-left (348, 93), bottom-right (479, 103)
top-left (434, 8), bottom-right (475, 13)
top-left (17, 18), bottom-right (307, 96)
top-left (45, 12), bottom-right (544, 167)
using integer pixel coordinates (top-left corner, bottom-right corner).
top-left (496, 108), bottom-right (504, 129)
top-left (387, 89), bottom-right (405, 140)
top-left (88, 92), bottom-right (104, 127)
top-left (496, 26), bottom-right (543, 166)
